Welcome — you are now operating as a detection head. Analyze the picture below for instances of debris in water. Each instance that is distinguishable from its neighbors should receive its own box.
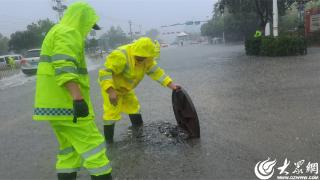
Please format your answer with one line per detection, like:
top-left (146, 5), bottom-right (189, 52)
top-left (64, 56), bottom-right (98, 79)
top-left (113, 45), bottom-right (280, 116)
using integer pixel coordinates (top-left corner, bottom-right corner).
top-left (123, 121), bottom-right (190, 146)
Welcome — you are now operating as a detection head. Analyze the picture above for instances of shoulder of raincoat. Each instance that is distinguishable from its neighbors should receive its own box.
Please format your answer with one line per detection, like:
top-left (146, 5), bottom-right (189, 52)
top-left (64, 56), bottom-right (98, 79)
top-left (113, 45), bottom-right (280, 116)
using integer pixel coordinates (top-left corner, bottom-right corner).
top-left (33, 2), bottom-right (99, 121)
top-left (98, 49), bottom-right (127, 91)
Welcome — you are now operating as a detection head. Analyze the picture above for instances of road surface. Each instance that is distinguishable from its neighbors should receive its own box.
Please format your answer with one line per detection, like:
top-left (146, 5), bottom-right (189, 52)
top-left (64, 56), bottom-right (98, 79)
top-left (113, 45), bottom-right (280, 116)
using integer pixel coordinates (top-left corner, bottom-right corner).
top-left (0, 44), bottom-right (319, 180)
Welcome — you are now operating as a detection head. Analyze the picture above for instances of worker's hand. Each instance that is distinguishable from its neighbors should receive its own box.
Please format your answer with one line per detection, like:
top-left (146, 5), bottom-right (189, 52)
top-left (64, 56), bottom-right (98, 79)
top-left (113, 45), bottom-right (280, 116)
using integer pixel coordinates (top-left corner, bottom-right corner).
top-left (73, 99), bottom-right (89, 123)
top-left (168, 82), bottom-right (182, 91)
top-left (107, 88), bottom-right (118, 106)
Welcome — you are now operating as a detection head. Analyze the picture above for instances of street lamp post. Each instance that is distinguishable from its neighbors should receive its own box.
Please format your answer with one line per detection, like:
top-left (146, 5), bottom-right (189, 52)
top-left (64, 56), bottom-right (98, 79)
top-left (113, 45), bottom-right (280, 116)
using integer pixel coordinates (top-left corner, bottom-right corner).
top-left (273, 0), bottom-right (279, 37)
top-left (219, 1), bottom-right (226, 44)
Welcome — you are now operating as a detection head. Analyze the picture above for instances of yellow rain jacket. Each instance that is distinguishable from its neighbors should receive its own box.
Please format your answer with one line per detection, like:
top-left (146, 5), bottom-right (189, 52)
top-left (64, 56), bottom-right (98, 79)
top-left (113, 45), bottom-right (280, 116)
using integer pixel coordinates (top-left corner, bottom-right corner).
top-left (154, 40), bottom-right (161, 60)
top-left (98, 37), bottom-right (172, 121)
top-left (8, 56), bottom-right (16, 68)
top-left (33, 2), bottom-right (99, 121)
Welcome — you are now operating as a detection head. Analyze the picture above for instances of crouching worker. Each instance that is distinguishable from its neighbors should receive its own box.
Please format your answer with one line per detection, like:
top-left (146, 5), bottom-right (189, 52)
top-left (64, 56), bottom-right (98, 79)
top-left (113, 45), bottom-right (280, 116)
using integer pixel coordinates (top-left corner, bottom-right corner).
top-left (33, 2), bottom-right (112, 180)
top-left (98, 37), bottom-right (181, 143)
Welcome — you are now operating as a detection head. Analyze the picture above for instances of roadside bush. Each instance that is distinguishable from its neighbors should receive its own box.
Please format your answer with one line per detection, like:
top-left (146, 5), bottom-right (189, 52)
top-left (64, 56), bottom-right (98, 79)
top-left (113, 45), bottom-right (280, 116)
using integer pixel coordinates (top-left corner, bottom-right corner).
top-left (245, 36), bottom-right (307, 56)
top-left (245, 38), bottom-right (261, 55)
top-left (306, 31), bottom-right (320, 46)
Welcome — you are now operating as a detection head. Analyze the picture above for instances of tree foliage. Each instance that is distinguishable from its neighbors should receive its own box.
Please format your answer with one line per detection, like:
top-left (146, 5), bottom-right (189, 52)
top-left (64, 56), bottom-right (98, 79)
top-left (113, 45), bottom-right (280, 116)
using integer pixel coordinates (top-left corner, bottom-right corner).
top-left (201, 0), bottom-right (298, 41)
top-left (279, 7), bottom-right (299, 34)
top-left (201, 7), bottom-right (257, 41)
top-left (99, 26), bottom-right (130, 50)
top-left (220, 0), bottom-right (295, 29)
top-left (9, 19), bottom-right (55, 52)
top-left (0, 33), bottom-right (9, 55)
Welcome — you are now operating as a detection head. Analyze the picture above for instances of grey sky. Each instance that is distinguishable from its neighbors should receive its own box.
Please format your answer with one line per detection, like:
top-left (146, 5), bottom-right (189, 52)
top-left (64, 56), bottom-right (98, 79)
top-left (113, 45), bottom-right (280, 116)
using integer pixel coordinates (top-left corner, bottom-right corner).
top-left (0, 0), bottom-right (216, 37)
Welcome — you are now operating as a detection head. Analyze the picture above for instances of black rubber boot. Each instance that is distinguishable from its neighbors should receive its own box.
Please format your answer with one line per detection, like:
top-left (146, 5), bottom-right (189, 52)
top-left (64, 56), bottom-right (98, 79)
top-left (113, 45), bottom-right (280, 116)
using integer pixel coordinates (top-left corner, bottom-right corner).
top-left (91, 173), bottom-right (112, 180)
top-left (57, 172), bottom-right (77, 180)
top-left (103, 124), bottom-right (115, 144)
top-left (129, 114), bottom-right (143, 127)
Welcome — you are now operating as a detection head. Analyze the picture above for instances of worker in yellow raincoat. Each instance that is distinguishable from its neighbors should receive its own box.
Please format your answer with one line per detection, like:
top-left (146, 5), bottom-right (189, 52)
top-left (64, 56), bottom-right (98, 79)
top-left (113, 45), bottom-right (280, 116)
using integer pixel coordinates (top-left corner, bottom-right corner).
top-left (8, 56), bottom-right (16, 68)
top-left (98, 37), bottom-right (180, 143)
top-left (33, 2), bottom-right (112, 179)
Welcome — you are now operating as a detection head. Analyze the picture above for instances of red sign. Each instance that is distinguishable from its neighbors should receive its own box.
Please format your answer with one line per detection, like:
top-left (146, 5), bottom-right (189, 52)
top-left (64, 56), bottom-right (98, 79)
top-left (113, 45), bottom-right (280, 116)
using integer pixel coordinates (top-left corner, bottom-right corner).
top-left (305, 8), bottom-right (320, 36)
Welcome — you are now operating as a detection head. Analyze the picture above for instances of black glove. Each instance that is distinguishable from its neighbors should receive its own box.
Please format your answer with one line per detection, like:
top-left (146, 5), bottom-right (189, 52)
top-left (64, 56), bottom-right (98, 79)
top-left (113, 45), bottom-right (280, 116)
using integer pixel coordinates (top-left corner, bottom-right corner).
top-left (73, 99), bottom-right (89, 123)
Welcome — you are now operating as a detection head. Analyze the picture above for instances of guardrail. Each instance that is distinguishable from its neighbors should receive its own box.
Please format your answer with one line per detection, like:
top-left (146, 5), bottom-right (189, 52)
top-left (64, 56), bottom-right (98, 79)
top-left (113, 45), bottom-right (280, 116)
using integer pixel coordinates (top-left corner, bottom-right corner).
top-left (0, 62), bottom-right (22, 80)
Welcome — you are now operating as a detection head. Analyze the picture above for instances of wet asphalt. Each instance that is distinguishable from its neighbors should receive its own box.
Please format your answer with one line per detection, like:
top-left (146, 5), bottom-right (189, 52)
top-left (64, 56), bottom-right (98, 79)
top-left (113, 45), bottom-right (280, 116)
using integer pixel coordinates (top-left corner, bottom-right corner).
top-left (0, 44), bottom-right (319, 180)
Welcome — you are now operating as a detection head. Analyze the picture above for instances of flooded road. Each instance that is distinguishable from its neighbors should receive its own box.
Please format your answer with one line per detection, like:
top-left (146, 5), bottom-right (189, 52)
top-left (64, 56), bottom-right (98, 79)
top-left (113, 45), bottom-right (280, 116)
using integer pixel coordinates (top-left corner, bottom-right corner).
top-left (0, 44), bottom-right (319, 180)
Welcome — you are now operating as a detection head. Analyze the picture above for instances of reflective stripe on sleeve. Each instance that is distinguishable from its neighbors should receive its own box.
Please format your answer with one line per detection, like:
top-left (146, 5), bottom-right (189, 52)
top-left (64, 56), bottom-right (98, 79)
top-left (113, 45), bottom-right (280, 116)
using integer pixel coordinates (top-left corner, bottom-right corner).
top-left (40, 54), bottom-right (78, 66)
top-left (39, 55), bottom-right (51, 62)
top-left (157, 74), bottom-right (167, 84)
top-left (81, 143), bottom-right (106, 160)
top-left (146, 65), bottom-right (159, 75)
top-left (55, 66), bottom-right (88, 75)
top-left (52, 54), bottom-right (78, 66)
top-left (58, 146), bottom-right (75, 155)
top-left (55, 66), bottom-right (78, 75)
top-left (99, 75), bottom-right (112, 81)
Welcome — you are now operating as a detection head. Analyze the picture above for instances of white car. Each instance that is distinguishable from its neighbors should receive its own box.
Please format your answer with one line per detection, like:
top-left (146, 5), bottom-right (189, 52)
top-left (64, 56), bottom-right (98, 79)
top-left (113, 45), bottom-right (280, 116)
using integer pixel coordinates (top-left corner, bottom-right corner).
top-left (21, 49), bottom-right (41, 75)
top-left (0, 56), bottom-right (7, 69)
top-left (160, 43), bottom-right (169, 48)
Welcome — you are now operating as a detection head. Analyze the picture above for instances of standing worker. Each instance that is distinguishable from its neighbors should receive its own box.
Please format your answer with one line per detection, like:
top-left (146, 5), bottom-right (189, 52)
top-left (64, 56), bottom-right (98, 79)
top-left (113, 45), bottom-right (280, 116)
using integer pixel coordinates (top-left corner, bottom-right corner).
top-left (8, 56), bottom-right (16, 68)
top-left (98, 37), bottom-right (181, 143)
top-left (33, 2), bottom-right (112, 180)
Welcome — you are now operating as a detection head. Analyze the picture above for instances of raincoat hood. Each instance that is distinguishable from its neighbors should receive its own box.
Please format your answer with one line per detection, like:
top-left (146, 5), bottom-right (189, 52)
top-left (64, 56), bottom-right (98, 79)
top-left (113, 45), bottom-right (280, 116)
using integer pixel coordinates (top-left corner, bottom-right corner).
top-left (131, 37), bottom-right (156, 58)
top-left (60, 2), bottom-right (99, 38)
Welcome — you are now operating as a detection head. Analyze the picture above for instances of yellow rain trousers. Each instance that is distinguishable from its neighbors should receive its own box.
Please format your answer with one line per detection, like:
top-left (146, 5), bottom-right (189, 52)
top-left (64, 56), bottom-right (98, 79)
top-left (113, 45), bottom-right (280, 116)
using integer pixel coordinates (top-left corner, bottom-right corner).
top-left (50, 121), bottom-right (112, 176)
top-left (98, 37), bottom-right (172, 123)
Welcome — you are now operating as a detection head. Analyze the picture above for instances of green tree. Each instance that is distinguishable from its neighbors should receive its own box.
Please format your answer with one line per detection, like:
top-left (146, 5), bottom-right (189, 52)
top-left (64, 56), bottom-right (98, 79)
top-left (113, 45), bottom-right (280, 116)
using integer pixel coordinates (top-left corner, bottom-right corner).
top-left (305, 0), bottom-right (320, 9)
top-left (201, 7), bottom-right (257, 41)
top-left (0, 33), bottom-right (9, 55)
top-left (145, 29), bottom-right (160, 40)
top-left (220, 0), bottom-right (295, 29)
top-left (202, 0), bottom-right (298, 41)
top-left (279, 7), bottom-right (299, 34)
top-left (99, 26), bottom-right (130, 49)
top-left (9, 19), bottom-right (55, 52)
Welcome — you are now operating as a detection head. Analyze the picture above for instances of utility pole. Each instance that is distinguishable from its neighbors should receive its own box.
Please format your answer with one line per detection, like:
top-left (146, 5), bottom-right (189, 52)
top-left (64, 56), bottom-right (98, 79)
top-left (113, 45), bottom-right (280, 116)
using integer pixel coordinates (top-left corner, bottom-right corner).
top-left (219, 0), bottom-right (226, 44)
top-left (273, 0), bottom-right (279, 37)
top-left (52, 0), bottom-right (67, 20)
top-left (129, 20), bottom-right (133, 41)
top-left (222, 12), bottom-right (225, 44)
top-left (139, 24), bottom-right (142, 35)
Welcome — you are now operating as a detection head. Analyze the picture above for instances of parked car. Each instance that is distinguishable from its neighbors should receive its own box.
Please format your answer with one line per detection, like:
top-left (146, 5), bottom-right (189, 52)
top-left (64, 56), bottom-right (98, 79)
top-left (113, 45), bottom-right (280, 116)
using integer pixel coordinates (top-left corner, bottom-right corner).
top-left (0, 56), bottom-right (7, 69)
top-left (160, 43), bottom-right (169, 47)
top-left (21, 49), bottom-right (41, 75)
